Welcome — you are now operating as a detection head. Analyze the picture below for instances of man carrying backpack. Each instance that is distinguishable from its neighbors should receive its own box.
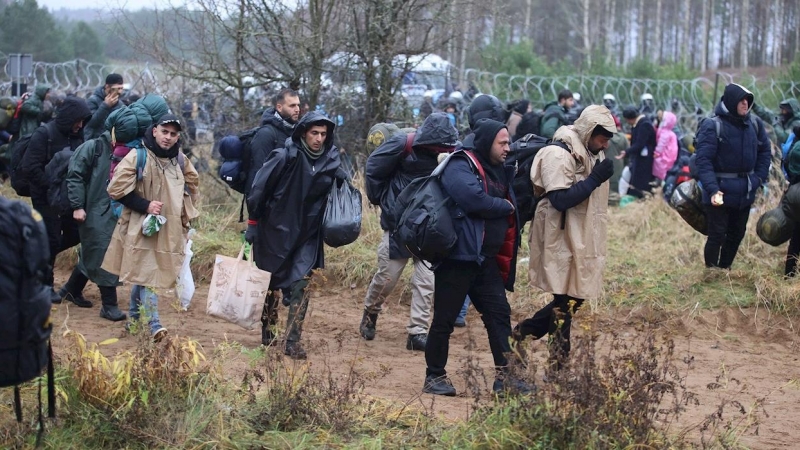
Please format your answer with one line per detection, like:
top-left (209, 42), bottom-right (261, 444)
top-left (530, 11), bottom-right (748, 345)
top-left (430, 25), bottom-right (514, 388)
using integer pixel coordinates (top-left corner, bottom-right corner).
top-left (540, 89), bottom-right (575, 139)
top-left (360, 113), bottom-right (458, 351)
top-left (17, 84), bottom-right (51, 139)
top-left (422, 118), bottom-right (532, 397)
top-left (20, 96), bottom-right (91, 305)
top-left (513, 105), bottom-right (616, 372)
top-left (694, 83), bottom-right (770, 270)
top-left (84, 73), bottom-right (125, 140)
top-left (103, 115), bottom-right (201, 342)
top-left (244, 111), bottom-right (346, 359)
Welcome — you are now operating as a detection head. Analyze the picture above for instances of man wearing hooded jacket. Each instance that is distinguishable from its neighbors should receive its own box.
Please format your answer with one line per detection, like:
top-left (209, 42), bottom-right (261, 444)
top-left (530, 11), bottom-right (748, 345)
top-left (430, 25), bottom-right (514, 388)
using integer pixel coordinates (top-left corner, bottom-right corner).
top-left (360, 112), bottom-right (458, 351)
top-left (245, 111), bottom-right (345, 359)
top-left (423, 118), bottom-right (532, 397)
top-left (21, 96), bottom-right (91, 304)
top-left (694, 84), bottom-right (770, 270)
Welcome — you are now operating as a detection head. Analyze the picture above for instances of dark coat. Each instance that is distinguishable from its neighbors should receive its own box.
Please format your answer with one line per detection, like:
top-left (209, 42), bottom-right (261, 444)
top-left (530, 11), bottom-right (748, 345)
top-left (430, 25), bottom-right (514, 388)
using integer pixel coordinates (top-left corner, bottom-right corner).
top-left (540, 101), bottom-right (568, 139)
top-left (22, 96), bottom-right (90, 204)
top-left (695, 89), bottom-right (771, 210)
top-left (247, 111), bottom-right (343, 289)
top-left (247, 108), bottom-right (295, 195)
top-left (365, 112), bottom-right (457, 258)
top-left (625, 115), bottom-right (657, 195)
top-left (84, 85), bottom-right (124, 140)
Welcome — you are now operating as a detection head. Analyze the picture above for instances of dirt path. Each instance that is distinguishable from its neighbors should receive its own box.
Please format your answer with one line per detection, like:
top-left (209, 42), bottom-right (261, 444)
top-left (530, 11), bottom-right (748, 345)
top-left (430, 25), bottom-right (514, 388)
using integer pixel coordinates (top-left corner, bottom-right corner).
top-left (49, 274), bottom-right (800, 448)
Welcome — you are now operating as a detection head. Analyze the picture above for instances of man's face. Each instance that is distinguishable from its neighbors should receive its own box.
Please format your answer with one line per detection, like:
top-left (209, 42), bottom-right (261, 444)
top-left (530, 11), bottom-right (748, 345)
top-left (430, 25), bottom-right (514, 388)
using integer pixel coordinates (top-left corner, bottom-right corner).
top-left (153, 124), bottom-right (180, 149)
top-left (737, 98), bottom-right (749, 116)
top-left (781, 105), bottom-right (791, 118)
top-left (303, 124), bottom-right (327, 152)
top-left (561, 97), bottom-right (575, 109)
top-left (588, 134), bottom-right (611, 155)
top-left (71, 120), bottom-right (84, 134)
top-left (489, 128), bottom-right (511, 165)
top-left (105, 83), bottom-right (124, 97)
top-left (277, 95), bottom-right (301, 123)
top-left (625, 117), bottom-right (636, 127)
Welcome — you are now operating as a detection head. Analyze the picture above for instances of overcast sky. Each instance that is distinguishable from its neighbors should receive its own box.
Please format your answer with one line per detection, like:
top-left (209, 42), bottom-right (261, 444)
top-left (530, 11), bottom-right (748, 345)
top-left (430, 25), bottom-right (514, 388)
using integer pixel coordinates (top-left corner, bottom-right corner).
top-left (39, 0), bottom-right (165, 10)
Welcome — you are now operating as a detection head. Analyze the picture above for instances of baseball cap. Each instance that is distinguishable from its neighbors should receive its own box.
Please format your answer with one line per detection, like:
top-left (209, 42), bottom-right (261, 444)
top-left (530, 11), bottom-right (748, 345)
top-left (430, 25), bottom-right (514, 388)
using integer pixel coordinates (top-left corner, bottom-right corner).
top-left (157, 114), bottom-right (182, 131)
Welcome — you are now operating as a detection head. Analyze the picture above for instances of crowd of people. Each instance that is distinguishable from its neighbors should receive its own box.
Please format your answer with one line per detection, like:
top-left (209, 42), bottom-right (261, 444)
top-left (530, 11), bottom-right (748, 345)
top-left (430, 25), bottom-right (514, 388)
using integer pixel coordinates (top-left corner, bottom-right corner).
top-left (1, 71), bottom-right (797, 398)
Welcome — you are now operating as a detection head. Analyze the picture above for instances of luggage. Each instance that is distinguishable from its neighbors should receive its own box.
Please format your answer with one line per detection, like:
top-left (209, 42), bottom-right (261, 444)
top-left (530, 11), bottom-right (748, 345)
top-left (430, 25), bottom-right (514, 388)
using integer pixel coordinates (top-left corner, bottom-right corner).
top-left (669, 179), bottom-right (708, 235)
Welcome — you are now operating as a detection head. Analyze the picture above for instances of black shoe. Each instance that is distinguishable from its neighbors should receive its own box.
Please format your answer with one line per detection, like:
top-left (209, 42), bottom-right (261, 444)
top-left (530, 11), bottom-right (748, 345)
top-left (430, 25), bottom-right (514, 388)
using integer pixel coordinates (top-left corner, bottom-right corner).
top-left (284, 341), bottom-right (307, 360)
top-left (59, 288), bottom-right (93, 308)
top-left (50, 289), bottom-right (62, 304)
top-left (493, 376), bottom-right (536, 397)
top-left (359, 310), bottom-right (378, 340)
top-left (423, 375), bottom-right (456, 396)
top-left (100, 305), bottom-right (127, 322)
top-left (261, 326), bottom-right (277, 347)
top-left (406, 333), bottom-right (427, 351)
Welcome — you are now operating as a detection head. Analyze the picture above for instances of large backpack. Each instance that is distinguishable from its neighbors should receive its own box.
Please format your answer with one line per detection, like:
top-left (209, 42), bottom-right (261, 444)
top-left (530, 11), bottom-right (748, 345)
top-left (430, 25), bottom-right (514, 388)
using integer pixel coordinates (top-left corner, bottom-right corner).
top-left (393, 150), bottom-right (485, 262)
top-left (9, 124), bottom-right (53, 197)
top-left (218, 127), bottom-right (277, 194)
top-left (0, 197), bottom-right (55, 430)
top-left (506, 134), bottom-right (570, 224)
top-left (44, 146), bottom-right (74, 216)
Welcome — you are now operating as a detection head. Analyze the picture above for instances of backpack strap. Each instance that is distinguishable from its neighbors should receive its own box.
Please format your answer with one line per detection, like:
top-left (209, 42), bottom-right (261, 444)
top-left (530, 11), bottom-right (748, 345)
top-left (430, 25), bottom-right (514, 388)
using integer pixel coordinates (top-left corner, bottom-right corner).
top-left (462, 150), bottom-right (488, 193)
top-left (136, 147), bottom-right (146, 181)
top-left (402, 133), bottom-right (415, 157)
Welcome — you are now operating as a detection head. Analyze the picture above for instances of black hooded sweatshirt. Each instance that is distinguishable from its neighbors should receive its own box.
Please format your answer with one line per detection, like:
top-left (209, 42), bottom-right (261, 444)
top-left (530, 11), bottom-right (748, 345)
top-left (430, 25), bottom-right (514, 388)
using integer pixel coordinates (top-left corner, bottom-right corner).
top-left (470, 118), bottom-right (510, 257)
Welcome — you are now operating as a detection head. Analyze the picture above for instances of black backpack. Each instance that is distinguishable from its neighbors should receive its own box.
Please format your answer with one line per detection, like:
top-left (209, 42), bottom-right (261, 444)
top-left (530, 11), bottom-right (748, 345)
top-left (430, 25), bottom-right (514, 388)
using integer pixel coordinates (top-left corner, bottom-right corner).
top-left (9, 125), bottom-right (53, 197)
top-left (513, 110), bottom-right (544, 141)
top-left (218, 127), bottom-right (280, 194)
top-left (393, 150), bottom-right (486, 263)
top-left (45, 146), bottom-right (74, 216)
top-left (0, 197), bottom-right (55, 432)
top-left (506, 134), bottom-right (569, 224)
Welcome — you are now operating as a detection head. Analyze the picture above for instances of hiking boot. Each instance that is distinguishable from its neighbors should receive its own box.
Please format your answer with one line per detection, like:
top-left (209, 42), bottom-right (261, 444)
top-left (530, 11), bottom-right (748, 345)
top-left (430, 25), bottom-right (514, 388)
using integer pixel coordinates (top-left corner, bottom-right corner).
top-left (423, 375), bottom-right (456, 396)
top-left (100, 305), bottom-right (127, 322)
top-left (261, 326), bottom-right (277, 347)
top-left (406, 333), bottom-right (427, 351)
top-left (59, 288), bottom-right (93, 308)
top-left (152, 327), bottom-right (168, 343)
top-left (50, 288), bottom-right (62, 304)
top-left (359, 310), bottom-right (378, 340)
top-left (493, 375), bottom-right (535, 397)
top-left (284, 341), bottom-right (307, 360)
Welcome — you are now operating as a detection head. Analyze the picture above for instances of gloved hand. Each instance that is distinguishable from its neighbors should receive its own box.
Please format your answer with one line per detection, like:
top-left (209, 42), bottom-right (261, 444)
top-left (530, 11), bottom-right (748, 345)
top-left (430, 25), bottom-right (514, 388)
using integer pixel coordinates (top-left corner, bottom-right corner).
top-left (589, 158), bottom-right (614, 184)
top-left (244, 223), bottom-right (257, 244)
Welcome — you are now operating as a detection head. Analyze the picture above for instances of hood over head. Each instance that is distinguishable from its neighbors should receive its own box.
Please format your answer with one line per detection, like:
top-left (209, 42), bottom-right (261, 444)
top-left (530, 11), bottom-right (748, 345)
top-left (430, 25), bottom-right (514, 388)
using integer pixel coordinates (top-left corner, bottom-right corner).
top-left (571, 105), bottom-right (616, 149)
top-left (660, 111), bottom-right (677, 130)
top-left (34, 84), bottom-right (51, 100)
top-left (779, 98), bottom-right (800, 117)
top-left (468, 94), bottom-right (508, 129)
top-left (54, 96), bottom-right (92, 135)
top-left (106, 105), bottom-right (151, 143)
top-left (291, 110), bottom-right (336, 150)
top-left (721, 83), bottom-right (754, 117)
top-left (471, 118), bottom-right (507, 165)
top-left (413, 112), bottom-right (459, 151)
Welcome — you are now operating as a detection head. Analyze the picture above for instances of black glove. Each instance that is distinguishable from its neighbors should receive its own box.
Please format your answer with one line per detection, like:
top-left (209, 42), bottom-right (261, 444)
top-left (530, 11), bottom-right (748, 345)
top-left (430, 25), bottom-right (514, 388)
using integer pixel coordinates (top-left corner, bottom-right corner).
top-left (244, 223), bottom-right (257, 244)
top-left (589, 158), bottom-right (614, 184)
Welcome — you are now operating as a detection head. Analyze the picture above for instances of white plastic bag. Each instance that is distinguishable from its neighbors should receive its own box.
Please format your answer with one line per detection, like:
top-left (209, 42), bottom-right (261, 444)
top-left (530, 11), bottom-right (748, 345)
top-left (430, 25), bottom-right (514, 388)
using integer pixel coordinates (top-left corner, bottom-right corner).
top-left (177, 231), bottom-right (196, 310)
top-left (206, 245), bottom-right (271, 330)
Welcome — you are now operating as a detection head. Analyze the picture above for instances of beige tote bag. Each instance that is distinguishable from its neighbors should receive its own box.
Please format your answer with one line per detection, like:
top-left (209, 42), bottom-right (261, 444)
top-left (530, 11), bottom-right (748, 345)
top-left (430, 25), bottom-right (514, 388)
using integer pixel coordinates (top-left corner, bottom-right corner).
top-left (206, 245), bottom-right (271, 330)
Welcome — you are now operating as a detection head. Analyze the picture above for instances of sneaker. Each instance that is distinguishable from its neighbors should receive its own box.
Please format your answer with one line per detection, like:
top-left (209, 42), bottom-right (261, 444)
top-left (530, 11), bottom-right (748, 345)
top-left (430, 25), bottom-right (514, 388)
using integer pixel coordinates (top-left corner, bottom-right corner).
top-left (493, 376), bottom-right (536, 397)
top-left (359, 310), bottom-right (378, 340)
top-left (406, 333), bottom-right (427, 351)
top-left (100, 305), bottom-right (127, 322)
top-left (423, 375), bottom-right (456, 396)
top-left (454, 318), bottom-right (466, 328)
top-left (59, 288), bottom-right (93, 308)
top-left (284, 341), bottom-right (307, 360)
top-left (152, 327), bottom-right (168, 343)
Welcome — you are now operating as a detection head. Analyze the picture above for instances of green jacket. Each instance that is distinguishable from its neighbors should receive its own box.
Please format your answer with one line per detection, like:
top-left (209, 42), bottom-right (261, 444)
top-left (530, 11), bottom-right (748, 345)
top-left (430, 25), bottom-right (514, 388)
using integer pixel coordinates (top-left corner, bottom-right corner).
top-left (776, 98), bottom-right (800, 145)
top-left (606, 131), bottom-right (629, 193)
top-left (18, 84), bottom-right (50, 137)
top-left (540, 101), bottom-right (568, 139)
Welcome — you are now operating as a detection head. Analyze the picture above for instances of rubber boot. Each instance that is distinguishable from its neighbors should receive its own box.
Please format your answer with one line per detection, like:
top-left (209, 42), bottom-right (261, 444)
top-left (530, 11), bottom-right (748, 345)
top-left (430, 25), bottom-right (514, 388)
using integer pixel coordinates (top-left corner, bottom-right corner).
top-left (359, 309), bottom-right (378, 340)
top-left (261, 291), bottom-right (280, 346)
top-left (99, 285), bottom-right (127, 322)
top-left (285, 279), bottom-right (310, 359)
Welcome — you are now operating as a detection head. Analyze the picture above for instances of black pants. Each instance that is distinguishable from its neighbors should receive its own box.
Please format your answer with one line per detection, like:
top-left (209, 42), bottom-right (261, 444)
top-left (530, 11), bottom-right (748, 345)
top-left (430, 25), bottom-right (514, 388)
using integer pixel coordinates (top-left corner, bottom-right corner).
top-left (261, 278), bottom-right (310, 343)
top-left (785, 224), bottom-right (800, 276)
top-left (516, 294), bottom-right (585, 362)
top-left (33, 201), bottom-right (81, 285)
top-left (425, 258), bottom-right (512, 378)
top-left (704, 205), bottom-right (749, 269)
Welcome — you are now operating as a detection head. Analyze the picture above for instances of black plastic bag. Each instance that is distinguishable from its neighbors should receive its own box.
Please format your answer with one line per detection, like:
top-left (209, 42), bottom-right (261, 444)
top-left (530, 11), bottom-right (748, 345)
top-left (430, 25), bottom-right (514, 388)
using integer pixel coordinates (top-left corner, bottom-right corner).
top-left (323, 180), bottom-right (362, 247)
top-left (669, 179), bottom-right (708, 235)
top-left (757, 207), bottom-right (794, 246)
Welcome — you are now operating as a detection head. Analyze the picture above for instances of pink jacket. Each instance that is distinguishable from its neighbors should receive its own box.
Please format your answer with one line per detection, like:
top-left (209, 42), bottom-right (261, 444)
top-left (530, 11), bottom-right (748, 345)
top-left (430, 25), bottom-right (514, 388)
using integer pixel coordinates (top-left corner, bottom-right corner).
top-left (653, 111), bottom-right (678, 180)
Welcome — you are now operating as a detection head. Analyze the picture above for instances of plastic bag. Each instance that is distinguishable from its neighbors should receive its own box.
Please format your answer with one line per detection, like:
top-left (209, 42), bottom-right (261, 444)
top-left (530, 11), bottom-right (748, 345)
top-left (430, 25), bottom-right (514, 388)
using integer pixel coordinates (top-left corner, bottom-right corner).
top-left (757, 207), bottom-right (794, 246)
top-left (322, 180), bottom-right (362, 247)
top-left (142, 214), bottom-right (167, 236)
top-left (669, 179), bottom-right (708, 235)
top-left (177, 231), bottom-right (195, 311)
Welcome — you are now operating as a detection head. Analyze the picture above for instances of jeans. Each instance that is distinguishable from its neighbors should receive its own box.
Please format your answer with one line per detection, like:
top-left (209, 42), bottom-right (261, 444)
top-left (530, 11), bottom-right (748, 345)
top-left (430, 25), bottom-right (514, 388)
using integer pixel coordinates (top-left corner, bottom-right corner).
top-left (129, 285), bottom-right (163, 334)
top-left (704, 205), bottom-right (749, 269)
top-left (425, 259), bottom-right (512, 378)
top-left (515, 294), bottom-right (585, 365)
top-left (456, 296), bottom-right (471, 324)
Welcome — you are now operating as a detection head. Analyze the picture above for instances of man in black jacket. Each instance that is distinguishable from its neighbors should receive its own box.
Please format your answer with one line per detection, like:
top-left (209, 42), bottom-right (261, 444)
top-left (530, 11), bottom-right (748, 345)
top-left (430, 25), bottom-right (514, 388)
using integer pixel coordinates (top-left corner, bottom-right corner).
top-left (20, 96), bottom-right (91, 304)
top-left (84, 73), bottom-right (124, 140)
top-left (617, 106), bottom-right (656, 198)
top-left (246, 88), bottom-right (300, 203)
top-left (245, 111), bottom-right (345, 359)
top-left (360, 113), bottom-right (458, 350)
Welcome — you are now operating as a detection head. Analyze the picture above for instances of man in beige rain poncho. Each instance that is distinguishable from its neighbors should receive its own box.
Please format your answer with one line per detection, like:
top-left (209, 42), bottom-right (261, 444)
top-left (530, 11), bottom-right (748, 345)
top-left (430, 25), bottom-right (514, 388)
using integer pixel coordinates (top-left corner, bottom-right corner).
top-left (103, 114), bottom-right (200, 341)
top-left (513, 105), bottom-right (616, 370)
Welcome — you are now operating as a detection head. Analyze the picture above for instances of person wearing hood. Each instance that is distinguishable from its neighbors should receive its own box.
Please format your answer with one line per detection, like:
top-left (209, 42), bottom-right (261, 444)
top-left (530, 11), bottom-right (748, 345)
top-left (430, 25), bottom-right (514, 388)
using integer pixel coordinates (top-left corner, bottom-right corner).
top-left (540, 89), bottom-right (574, 139)
top-left (694, 83), bottom-right (770, 270)
top-left (506, 99), bottom-right (530, 138)
top-left (617, 106), bottom-right (656, 198)
top-left (460, 94), bottom-right (509, 151)
top-left (20, 96), bottom-right (91, 304)
top-left (247, 89), bottom-right (300, 204)
top-left (776, 98), bottom-right (800, 147)
top-left (103, 115), bottom-right (201, 342)
top-left (245, 111), bottom-right (345, 359)
top-left (513, 105), bottom-right (616, 371)
top-left (18, 84), bottom-right (52, 139)
top-left (64, 106), bottom-right (150, 323)
top-left (84, 73), bottom-right (125, 140)
top-left (652, 111), bottom-right (679, 182)
top-left (361, 112), bottom-right (459, 351)
top-left (423, 118), bottom-right (531, 397)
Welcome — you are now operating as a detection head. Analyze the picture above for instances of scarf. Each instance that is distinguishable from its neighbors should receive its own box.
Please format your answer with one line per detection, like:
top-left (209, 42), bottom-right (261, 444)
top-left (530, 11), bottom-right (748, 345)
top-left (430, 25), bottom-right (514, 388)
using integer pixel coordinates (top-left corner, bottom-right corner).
top-left (300, 138), bottom-right (325, 160)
